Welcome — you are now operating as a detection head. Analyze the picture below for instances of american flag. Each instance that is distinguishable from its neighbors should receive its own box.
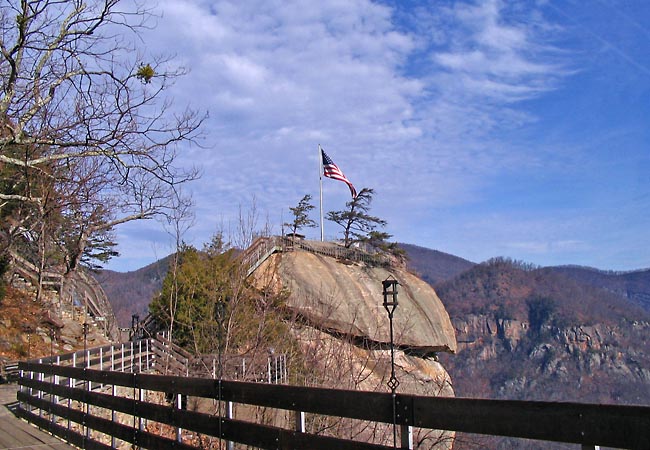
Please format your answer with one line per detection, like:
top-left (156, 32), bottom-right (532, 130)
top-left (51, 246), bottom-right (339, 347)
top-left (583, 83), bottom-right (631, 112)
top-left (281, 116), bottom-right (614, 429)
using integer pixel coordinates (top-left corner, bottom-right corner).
top-left (321, 148), bottom-right (357, 198)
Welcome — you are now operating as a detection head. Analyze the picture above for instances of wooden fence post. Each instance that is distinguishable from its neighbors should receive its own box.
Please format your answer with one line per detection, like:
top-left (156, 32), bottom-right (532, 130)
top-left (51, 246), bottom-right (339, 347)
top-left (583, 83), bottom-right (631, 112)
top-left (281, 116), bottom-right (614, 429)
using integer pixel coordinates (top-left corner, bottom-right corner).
top-left (85, 365), bottom-right (90, 440)
top-left (37, 363), bottom-right (43, 419)
top-left (54, 355), bottom-right (60, 404)
top-left (111, 383), bottom-right (117, 448)
top-left (295, 411), bottom-right (305, 433)
top-left (139, 385), bottom-right (144, 432)
top-left (146, 339), bottom-right (151, 371)
top-left (67, 374), bottom-right (72, 431)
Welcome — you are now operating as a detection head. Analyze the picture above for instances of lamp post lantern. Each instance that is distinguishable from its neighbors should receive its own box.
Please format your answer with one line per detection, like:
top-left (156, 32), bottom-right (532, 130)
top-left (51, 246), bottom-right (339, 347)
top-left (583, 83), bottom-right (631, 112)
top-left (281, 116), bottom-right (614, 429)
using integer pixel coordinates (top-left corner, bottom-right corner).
top-left (382, 275), bottom-right (399, 448)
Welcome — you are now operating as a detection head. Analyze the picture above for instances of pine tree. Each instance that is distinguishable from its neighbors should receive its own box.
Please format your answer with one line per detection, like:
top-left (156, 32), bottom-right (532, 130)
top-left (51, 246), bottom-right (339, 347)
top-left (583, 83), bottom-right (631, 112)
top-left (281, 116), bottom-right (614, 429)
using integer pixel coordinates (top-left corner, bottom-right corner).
top-left (285, 194), bottom-right (317, 236)
top-left (326, 188), bottom-right (387, 248)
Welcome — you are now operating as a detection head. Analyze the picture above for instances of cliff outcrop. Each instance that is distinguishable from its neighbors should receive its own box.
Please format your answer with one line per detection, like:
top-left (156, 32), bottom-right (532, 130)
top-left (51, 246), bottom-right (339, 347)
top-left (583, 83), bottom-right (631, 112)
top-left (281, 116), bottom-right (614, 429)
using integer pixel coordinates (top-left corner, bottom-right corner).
top-left (253, 243), bottom-right (456, 394)
top-left (432, 258), bottom-right (650, 406)
top-left (447, 313), bottom-right (650, 403)
top-left (257, 246), bottom-right (456, 353)
top-left (251, 243), bottom-right (457, 447)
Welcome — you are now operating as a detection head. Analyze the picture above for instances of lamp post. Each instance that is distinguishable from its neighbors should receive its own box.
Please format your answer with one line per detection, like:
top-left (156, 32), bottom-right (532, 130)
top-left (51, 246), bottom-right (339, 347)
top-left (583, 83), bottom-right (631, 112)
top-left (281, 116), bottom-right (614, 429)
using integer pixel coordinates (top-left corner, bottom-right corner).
top-left (215, 298), bottom-right (226, 446)
top-left (382, 276), bottom-right (399, 448)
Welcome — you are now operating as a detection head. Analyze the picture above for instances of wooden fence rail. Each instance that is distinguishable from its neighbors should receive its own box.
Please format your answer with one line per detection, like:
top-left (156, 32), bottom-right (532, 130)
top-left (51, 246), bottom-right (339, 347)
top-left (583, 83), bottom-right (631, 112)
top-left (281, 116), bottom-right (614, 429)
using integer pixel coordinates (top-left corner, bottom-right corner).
top-left (16, 358), bottom-right (650, 449)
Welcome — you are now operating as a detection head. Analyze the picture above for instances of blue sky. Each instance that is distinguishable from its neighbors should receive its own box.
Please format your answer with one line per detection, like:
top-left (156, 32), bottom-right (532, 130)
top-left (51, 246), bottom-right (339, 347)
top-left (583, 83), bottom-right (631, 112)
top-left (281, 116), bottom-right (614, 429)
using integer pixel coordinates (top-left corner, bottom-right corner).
top-left (107, 0), bottom-right (650, 272)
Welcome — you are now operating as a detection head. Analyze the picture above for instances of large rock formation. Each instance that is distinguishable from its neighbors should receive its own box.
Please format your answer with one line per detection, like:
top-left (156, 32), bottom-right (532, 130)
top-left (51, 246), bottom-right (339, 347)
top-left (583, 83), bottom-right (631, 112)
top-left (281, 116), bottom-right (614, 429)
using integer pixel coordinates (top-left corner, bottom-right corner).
top-left (251, 242), bottom-right (458, 447)
top-left (253, 241), bottom-right (456, 384)
top-left (259, 248), bottom-right (456, 354)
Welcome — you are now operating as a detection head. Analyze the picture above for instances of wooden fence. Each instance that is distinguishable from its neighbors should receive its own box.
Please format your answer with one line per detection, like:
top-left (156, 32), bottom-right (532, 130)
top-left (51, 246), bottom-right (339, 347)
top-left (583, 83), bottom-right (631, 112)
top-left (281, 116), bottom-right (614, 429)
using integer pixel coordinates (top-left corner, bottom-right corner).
top-left (9, 250), bottom-right (119, 340)
top-left (14, 340), bottom-right (650, 449)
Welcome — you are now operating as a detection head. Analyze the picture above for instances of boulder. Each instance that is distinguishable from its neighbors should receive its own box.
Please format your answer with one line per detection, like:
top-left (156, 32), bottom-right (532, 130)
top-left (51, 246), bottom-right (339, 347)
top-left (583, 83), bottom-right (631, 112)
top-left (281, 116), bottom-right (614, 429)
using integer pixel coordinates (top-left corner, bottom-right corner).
top-left (255, 246), bottom-right (456, 354)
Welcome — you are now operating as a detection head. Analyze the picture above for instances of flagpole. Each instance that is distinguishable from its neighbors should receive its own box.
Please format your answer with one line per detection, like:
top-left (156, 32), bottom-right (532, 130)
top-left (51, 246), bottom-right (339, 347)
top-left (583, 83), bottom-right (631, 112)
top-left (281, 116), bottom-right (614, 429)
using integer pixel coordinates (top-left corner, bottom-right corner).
top-left (319, 144), bottom-right (324, 241)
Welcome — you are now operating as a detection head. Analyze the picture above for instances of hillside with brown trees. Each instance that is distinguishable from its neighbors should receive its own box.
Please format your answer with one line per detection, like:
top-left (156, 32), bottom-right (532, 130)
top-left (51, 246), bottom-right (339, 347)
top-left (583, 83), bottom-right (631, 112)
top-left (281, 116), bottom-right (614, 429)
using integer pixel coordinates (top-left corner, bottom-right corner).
top-left (545, 265), bottom-right (650, 312)
top-left (420, 258), bottom-right (650, 448)
top-left (96, 256), bottom-right (172, 327)
top-left (414, 258), bottom-right (650, 449)
top-left (400, 243), bottom-right (475, 285)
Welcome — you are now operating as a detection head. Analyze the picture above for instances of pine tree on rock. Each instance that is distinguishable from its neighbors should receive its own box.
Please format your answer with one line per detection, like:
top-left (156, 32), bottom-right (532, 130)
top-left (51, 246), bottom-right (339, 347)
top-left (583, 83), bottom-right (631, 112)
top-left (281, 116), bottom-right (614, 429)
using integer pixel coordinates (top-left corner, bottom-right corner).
top-left (326, 188), bottom-right (387, 248)
top-left (285, 194), bottom-right (317, 237)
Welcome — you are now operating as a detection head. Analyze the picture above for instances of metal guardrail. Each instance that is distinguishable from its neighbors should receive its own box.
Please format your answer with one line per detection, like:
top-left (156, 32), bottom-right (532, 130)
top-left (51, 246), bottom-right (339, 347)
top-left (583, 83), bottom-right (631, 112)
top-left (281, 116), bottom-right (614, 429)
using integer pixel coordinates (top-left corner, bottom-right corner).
top-left (239, 236), bottom-right (284, 277)
top-left (290, 238), bottom-right (391, 266)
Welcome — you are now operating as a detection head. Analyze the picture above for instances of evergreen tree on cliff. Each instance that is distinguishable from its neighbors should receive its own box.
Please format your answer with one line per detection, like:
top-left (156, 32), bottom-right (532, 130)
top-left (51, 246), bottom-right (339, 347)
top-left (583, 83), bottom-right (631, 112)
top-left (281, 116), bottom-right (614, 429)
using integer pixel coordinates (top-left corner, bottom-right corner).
top-left (327, 188), bottom-right (387, 248)
top-left (285, 194), bottom-right (317, 236)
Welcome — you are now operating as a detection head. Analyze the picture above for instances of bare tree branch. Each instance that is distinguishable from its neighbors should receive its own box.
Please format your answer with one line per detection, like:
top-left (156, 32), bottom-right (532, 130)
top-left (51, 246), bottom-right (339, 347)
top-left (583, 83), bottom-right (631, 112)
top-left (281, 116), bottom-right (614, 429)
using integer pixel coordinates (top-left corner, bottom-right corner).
top-left (1, 0), bottom-right (204, 271)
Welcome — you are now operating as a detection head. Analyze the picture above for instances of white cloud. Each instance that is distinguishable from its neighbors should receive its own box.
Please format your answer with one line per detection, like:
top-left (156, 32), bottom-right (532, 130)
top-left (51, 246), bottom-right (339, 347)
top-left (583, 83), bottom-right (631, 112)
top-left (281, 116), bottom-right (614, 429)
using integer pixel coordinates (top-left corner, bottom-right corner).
top-left (430, 0), bottom-right (565, 104)
top-left (105, 0), bottom-right (583, 271)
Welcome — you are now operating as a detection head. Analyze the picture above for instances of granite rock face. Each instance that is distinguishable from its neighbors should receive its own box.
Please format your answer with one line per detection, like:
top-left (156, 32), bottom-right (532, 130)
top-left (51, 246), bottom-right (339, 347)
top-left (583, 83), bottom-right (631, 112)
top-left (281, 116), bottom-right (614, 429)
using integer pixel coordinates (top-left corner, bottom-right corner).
top-left (257, 248), bottom-right (457, 354)
top-left (253, 245), bottom-right (457, 447)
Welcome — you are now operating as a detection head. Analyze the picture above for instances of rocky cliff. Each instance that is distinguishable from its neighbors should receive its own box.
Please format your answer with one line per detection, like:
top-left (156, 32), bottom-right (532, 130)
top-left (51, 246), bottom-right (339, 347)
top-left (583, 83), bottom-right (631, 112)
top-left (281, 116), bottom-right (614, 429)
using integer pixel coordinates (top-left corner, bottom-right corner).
top-left (447, 313), bottom-right (650, 403)
top-left (253, 243), bottom-right (457, 393)
top-left (432, 258), bottom-right (650, 406)
top-left (252, 243), bottom-right (458, 447)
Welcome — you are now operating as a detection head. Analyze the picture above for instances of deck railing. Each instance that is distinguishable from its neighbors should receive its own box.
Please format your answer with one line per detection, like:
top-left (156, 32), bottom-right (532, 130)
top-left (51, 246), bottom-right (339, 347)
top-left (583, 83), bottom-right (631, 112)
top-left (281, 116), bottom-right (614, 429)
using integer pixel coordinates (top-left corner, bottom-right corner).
top-left (14, 339), bottom-right (650, 450)
top-left (9, 250), bottom-right (119, 340)
top-left (239, 236), bottom-right (391, 279)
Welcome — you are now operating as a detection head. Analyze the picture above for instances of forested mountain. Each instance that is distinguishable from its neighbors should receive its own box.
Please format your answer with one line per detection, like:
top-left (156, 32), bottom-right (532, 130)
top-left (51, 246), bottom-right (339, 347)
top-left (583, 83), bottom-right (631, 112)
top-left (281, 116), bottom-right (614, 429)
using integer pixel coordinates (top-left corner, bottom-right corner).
top-left (545, 265), bottom-right (650, 312)
top-left (430, 258), bottom-right (650, 404)
top-left (424, 258), bottom-right (650, 449)
top-left (97, 256), bottom-right (172, 327)
top-left (399, 243), bottom-right (475, 284)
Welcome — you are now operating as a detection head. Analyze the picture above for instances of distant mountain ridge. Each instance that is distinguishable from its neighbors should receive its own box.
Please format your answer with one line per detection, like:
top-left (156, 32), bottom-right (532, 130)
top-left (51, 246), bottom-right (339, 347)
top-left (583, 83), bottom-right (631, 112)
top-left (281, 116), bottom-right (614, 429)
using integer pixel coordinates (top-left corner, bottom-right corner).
top-left (96, 255), bottom-right (172, 327)
top-left (97, 243), bottom-right (650, 327)
top-left (545, 265), bottom-right (650, 312)
top-left (401, 246), bottom-right (650, 314)
top-left (399, 243), bottom-right (475, 284)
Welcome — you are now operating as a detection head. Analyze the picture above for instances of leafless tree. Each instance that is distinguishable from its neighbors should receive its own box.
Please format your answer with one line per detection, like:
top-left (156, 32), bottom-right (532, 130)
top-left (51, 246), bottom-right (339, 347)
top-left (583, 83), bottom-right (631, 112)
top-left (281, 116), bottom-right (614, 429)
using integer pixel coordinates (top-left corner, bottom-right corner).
top-left (0, 0), bottom-right (204, 273)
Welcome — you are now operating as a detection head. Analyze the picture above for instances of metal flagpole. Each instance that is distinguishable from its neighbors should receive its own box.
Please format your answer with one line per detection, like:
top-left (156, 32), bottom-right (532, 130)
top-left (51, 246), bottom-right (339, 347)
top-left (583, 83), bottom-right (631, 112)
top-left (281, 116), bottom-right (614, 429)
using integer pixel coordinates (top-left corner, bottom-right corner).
top-left (319, 144), bottom-right (324, 241)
